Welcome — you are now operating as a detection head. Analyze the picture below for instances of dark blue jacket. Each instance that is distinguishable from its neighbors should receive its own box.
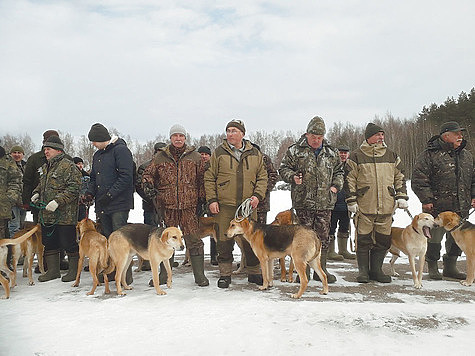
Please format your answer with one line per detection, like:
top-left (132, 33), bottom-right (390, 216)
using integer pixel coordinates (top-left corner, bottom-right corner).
top-left (87, 137), bottom-right (134, 214)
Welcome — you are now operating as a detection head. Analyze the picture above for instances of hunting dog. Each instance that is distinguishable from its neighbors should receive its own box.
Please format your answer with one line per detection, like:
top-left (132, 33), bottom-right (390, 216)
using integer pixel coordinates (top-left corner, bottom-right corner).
top-left (271, 209), bottom-right (300, 282)
top-left (10, 221), bottom-right (44, 287)
top-left (104, 224), bottom-right (184, 296)
top-left (389, 213), bottom-right (435, 289)
top-left (434, 211), bottom-right (475, 286)
top-left (0, 225), bottom-right (39, 299)
top-left (72, 218), bottom-right (110, 295)
top-left (226, 217), bottom-right (328, 298)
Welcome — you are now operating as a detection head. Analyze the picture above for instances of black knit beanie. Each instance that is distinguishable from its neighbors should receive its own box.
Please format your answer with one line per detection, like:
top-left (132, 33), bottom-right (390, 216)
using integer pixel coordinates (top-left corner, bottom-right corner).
top-left (88, 123), bottom-right (111, 142)
top-left (42, 135), bottom-right (64, 151)
top-left (198, 146), bottom-right (211, 155)
top-left (364, 123), bottom-right (384, 140)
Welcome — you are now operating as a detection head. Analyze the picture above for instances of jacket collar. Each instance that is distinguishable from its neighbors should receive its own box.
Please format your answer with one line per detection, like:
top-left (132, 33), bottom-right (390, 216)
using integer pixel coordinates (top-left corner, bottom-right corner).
top-left (360, 140), bottom-right (387, 157)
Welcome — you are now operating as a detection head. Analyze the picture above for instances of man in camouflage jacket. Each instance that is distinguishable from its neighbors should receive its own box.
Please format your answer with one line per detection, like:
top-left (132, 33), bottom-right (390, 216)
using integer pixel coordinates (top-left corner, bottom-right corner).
top-left (344, 123), bottom-right (408, 284)
top-left (143, 124), bottom-right (209, 287)
top-left (412, 121), bottom-right (475, 280)
top-left (31, 135), bottom-right (81, 283)
top-left (280, 116), bottom-right (344, 283)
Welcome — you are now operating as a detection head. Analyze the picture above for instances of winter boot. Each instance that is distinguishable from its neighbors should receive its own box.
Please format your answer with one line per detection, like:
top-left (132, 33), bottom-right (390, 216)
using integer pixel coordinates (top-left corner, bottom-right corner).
top-left (217, 276), bottom-right (231, 288)
top-left (337, 232), bottom-right (356, 260)
top-left (125, 263), bottom-right (133, 285)
top-left (369, 249), bottom-right (391, 283)
top-left (248, 274), bottom-right (263, 285)
top-left (313, 249), bottom-right (336, 283)
top-left (442, 255), bottom-right (467, 280)
top-left (61, 252), bottom-right (79, 282)
top-left (210, 237), bottom-right (218, 266)
top-left (427, 260), bottom-right (442, 280)
top-left (327, 237), bottom-right (344, 261)
top-left (59, 250), bottom-right (69, 270)
top-left (356, 249), bottom-right (370, 283)
top-left (149, 254), bottom-right (174, 287)
top-left (190, 254), bottom-right (209, 286)
top-left (38, 250), bottom-right (61, 282)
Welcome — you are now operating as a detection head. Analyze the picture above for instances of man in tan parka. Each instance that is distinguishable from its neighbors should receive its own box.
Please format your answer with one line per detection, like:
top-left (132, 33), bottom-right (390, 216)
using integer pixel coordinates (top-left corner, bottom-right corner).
top-left (204, 119), bottom-right (268, 288)
top-left (344, 123), bottom-right (408, 283)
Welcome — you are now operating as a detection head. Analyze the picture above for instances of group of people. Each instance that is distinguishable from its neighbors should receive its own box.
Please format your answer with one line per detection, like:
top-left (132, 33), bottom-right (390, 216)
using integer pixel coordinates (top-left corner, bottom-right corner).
top-left (0, 116), bottom-right (473, 291)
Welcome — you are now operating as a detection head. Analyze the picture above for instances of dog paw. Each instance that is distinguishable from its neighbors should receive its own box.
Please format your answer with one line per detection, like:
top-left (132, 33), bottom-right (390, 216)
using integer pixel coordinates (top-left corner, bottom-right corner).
top-left (461, 280), bottom-right (472, 286)
top-left (28, 281), bottom-right (35, 286)
top-left (124, 285), bottom-right (133, 290)
top-left (156, 289), bottom-right (167, 295)
top-left (86, 291), bottom-right (94, 296)
top-left (290, 293), bottom-right (301, 299)
top-left (414, 283), bottom-right (422, 289)
top-left (319, 290), bottom-right (328, 295)
top-left (258, 285), bottom-right (269, 291)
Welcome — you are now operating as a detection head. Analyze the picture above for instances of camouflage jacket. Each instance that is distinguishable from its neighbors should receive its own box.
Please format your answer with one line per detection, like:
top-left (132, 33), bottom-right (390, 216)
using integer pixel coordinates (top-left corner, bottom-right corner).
top-left (345, 140), bottom-right (407, 215)
top-left (411, 136), bottom-right (474, 217)
top-left (204, 139), bottom-right (268, 208)
top-left (257, 153), bottom-right (278, 213)
top-left (142, 145), bottom-right (205, 210)
top-left (0, 154), bottom-right (22, 220)
top-left (33, 153), bottom-right (82, 225)
top-left (279, 135), bottom-right (344, 210)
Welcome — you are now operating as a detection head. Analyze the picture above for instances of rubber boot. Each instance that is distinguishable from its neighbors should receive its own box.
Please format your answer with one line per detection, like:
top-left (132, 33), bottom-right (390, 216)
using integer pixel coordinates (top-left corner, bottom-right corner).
top-left (38, 250), bottom-right (61, 282)
top-left (356, 249), bottom-right (370, 283)
top-left (427, 260), bottom-right (442, 280)
top-left (369, 249), bottom-right (391, 283)
top-left (125, 263), bottom-right (133, 285)
top-left (190, 254), bottom-right (209, 286)
top-left (337, 233), bottom-right (356, 260)
top-left (442, 255), bottom-right (466, 280)
top-left (61, 252), bottom-right (79, 282)
top-left (327, 237), bottom-right (344, 261)
top-left (217, 276), bottom-right (231, 288)
top-left (313, 249), bottom-right (336, 283)
top-left (60, 250), bottom-right (69, 270)
top-left (149, 254), bottom-right (174, 286)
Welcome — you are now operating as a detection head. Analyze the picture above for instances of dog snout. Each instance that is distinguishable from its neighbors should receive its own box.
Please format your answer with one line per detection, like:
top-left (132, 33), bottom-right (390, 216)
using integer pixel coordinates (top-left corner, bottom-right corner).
top-left (179, 244), bottom-right (185, 251)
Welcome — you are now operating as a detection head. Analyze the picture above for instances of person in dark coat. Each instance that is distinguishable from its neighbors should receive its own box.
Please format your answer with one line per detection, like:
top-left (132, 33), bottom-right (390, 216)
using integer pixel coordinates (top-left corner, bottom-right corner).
top-left (412, 121), bottom-right (475, 280)
top-left (84, 123), bottom-right (135, 284)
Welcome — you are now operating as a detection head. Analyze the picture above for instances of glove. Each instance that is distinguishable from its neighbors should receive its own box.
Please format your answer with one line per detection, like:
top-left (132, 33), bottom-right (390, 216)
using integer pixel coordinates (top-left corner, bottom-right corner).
top-left (45, 200), bottom-right (59, 212)
top-left (31, 193), bottom-right (40, 203)
top-left (97, 193), bottom-right (112, 207)
top-left (396, 199), bottom-right (409, 209)
top-left (347, 203), bottom-right (358, 214)
top-left (143, 182), bottom-right (158, 200)
top-left (81, 193), bottom-right (94, 205)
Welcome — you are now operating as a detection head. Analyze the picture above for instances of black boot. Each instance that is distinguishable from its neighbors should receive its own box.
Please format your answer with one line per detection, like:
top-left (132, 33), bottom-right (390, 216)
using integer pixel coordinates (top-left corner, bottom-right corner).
top-left (210, 237), bottom-right (218, 266)
top-left (313, 249), bottom-right (336, 283)
top-left (217, 276), bottom-right (231, 288)
top-left (443, 255), bottom-right (466, 280)
top-left (61, 252), bottom-right (79, 282)
top-left (38, 250), bottom-right (61, 282)
top-left (369, 249), bottom-right (391, 283)
top-left (356, 249), bottom-right (370, 283)
top-left (60, 250), bottom-right (69, 270)
top-left (190, 254), bottom-right (209, 286)
top-left (248, 274), bottom-right (263, 285)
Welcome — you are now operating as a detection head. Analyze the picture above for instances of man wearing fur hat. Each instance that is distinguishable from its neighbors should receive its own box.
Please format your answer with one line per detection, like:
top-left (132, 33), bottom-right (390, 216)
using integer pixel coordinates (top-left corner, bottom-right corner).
top-left (344, 123), bottom-right (408, 283)
top-left (204, 119), bottom-right (268, 288)
top-left (143, 125), bottom-right (209, 287)
top-left (412, 121), bottom-right (474, 280)
top-left (280, 116), bottom-right (344, 283)
top-left (31, 135), bottom-right (82, 282)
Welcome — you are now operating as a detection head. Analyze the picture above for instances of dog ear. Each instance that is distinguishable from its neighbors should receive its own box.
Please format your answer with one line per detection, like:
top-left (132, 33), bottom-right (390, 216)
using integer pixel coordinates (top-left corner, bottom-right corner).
top-left (161, 228), bottom-right (169, 242)
top-left (412, 215), bottom-right (420, 230)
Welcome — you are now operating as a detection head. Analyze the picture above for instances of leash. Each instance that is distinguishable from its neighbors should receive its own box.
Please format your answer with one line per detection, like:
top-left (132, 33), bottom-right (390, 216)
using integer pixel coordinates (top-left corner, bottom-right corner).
top-left (30, 201), bottom-right (60, 237)
top-left (234, 198), bottom-right (253, 222)
top-left (404, 208), bottom-right (414, 220)
top-left (449, 208), bottom-right (475, 233)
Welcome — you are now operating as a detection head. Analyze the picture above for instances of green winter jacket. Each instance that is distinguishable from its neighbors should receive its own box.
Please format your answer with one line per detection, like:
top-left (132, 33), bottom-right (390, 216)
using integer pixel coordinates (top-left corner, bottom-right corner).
top-left (279, 135), bottom-right (344, 210)
top-left (344, 140), bottom-right (407, 215)
top-left (204, 139), bottom-right (267, 207)
top-left (33, 153), bottom-right (82, 225)
top-left (0, 155), bottom-right (22, 220)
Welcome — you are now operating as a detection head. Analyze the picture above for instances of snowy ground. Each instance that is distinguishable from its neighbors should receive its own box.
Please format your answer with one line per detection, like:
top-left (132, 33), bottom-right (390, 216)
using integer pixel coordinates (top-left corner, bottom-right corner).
top-left (2, 185), bottom-right (475, 355)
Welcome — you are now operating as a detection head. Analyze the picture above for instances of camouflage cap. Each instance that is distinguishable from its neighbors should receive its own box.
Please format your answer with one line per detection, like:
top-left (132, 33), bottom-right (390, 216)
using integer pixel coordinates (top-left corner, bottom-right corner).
top-left (306, 116), bottom-right (326, 135)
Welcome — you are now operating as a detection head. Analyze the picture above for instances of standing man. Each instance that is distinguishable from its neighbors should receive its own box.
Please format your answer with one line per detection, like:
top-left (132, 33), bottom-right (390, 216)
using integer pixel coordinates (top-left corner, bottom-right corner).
top-left (204, 119), bottom-right (268, 288)
top-left (84, 123), bottom-right (135, 284)
top-left (31, 136), bottom-right (82, 282)
top-left (279, 116), bottom-right (344, 283)
top-left (412, 121), bottom-right (474, 280)
top-left (143, 125), bottom-right (209, 287)
top-left (9, 145), bottom-right (27, 237)
top-left (345, 123), bottom-right (408, 283)
top-left (328, 145), bottom-right (355, 260)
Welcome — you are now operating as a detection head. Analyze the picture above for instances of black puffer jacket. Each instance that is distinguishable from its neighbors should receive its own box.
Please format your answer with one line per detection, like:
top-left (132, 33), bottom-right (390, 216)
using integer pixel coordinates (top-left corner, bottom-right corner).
top-left (411, 136), bottom-right (474, 217)
top-left (87, 137), bottom-right (134, 214)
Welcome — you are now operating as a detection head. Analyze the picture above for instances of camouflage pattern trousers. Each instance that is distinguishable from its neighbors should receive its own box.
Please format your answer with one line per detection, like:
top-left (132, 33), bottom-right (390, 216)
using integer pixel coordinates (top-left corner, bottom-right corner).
top-left (295, 209), bottom-right (332, 250)
top-left (164, 207), bottom-right (204, 256)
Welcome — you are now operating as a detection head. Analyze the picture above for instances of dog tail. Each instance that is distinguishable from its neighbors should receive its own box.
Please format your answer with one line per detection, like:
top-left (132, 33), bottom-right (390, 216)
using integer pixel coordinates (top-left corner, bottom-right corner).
top-left (0, 225), bottom-right (39, 247)
top-left (98, 246), bottom-right (109, 272)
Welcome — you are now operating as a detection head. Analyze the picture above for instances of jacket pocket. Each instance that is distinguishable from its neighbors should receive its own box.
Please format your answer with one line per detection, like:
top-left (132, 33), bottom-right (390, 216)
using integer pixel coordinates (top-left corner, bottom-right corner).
top-left (356, 186), bottom-right (370, 197)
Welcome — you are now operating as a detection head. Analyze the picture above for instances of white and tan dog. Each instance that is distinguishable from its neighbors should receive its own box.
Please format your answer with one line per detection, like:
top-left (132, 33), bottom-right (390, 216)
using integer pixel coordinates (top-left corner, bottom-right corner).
top-left (104, 224), bottom-right (184, 296)
top-left (389, 213), bottom-right (435, 288)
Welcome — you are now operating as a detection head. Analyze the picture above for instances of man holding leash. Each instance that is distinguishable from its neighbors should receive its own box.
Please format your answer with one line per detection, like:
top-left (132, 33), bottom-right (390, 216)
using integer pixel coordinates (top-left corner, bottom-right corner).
top-left (344, 123), bottom-right (408, 283)
top-left (412, 121), bottom-right (475, 280)
top-left (204, 119), bottom-right (268, 288)
top-left (279, 116), bottom-right (344, 283)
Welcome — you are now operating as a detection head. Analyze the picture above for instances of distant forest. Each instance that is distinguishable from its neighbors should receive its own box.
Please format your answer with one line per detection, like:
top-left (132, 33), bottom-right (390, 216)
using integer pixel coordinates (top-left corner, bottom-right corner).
top-left (2, 88), bottom-right (474, 181)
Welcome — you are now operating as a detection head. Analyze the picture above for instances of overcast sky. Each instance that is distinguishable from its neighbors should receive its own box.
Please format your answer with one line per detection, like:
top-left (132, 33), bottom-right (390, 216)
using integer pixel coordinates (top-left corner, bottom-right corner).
top-left (1, 0), bottom-right (474, 143)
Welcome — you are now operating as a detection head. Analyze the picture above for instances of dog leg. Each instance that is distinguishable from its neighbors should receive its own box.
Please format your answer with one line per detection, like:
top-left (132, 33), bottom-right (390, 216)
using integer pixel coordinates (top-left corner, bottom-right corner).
top-left (11, 246), bottom-right (20, 288)
top-left (258, 259), bottom-right (270, 291)
top-left (287, 258), bottom-right (294, 283)
top-left (72, 250), bottom-right (85, 288)
top-left (120, 255), bottom-right (134, 291)
top-left (163, 258), bottom-right (173, 289)
top-left (268, 259), bottom-right (274, 287)
top-left (409, 255), bottom-right (421, 289)
top-left (461, 256), bottom-right (474, 286)
top-left (151, 257), bottom-right (166, 295)
top-left (309, 257), bottom-right (329, 295)
top-left (26, 243), bottom-right (35, 285)
top-left (114, 258), bottom-right (127, 296)
top-left (38, 246), bottom-right (46, 275)
top-left (292, 260), bottom-right (308, 299)
top-left (87, 258), bottom-right (99, 295)
top-left (0, 274), bottom-right (10, 299)
top-left (279, 258), bottom-right (287, 282)
top-left (135, 256), bottom-right (143, 272)
top-left (389, 254), bottom-right (399, 277)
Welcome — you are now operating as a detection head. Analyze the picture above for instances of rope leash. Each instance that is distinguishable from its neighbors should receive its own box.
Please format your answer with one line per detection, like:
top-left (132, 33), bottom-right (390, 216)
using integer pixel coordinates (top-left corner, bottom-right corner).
top-left (234, 198), bottom-right (253, 222)
top-left (30, 201), bottom-right (61, 236)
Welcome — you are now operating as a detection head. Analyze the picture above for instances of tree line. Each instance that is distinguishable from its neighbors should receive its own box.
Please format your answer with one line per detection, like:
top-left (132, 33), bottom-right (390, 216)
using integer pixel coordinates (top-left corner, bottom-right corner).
top-left (2, 88), bottom-right (474, 181)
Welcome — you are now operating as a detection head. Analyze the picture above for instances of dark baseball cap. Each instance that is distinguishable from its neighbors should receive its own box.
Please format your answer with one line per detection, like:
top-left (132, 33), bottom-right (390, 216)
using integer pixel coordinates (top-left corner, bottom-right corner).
top-left (440, 121), bottom-right (465, 135)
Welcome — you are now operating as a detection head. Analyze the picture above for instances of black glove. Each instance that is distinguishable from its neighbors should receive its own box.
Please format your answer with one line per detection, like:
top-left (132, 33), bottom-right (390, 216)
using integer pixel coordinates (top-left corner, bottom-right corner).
top-left (97, 193), bottom-right (112, 207)
top-left (81, 193), bottom-right (94, 205)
